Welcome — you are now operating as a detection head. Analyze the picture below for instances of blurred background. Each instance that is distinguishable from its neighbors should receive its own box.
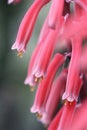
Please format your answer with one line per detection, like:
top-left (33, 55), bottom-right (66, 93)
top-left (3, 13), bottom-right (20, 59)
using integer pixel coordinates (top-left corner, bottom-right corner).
top-left (0, 0), bottom-right (50, 130)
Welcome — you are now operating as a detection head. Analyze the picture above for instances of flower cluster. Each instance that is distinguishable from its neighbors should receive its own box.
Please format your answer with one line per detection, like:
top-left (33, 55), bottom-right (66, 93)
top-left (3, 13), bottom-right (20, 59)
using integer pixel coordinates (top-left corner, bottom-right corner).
top-left (12, 0), bottom-right (87, 130)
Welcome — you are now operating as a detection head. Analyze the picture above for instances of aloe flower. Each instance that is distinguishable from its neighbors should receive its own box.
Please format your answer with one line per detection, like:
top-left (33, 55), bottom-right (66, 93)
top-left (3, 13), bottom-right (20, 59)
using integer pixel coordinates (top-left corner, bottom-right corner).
top-left (11, 0), bottom-right (87, 130)
top-left (70, 100), bottom-right (87, 130)
top-left (39, 69), bottom-right (67, 125)
top-left (11, 0), bottom-right (50, 55)
top-left (62, 37), bottom-right (83, 102)
top-left (31, 54), bottom-right (65, 115)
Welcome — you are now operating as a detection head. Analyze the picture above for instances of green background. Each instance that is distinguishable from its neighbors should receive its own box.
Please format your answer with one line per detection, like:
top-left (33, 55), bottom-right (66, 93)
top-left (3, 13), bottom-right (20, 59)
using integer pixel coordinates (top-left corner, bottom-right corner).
top-left (0, 0), bottom-right (50, 130)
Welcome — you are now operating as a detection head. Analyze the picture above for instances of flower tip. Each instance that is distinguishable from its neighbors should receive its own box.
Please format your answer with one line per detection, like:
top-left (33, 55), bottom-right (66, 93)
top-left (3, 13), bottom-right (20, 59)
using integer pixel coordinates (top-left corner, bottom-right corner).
top-left (30, 106), bottom-right (40, 114)
top-left (62, 92), bottom-right (67, 100)
top-left (11, 42), bottom-right (17, 50)
top-left (8, 0), bottom-right (14, 4)
top-left (39, 113), bottom-right (50, 126)
top-left (8, 0), bottom-right (21, 4)
top-left (24, 78), bottom-right (28, 85)
top-left (24, 77), bottom-right (36, 87)
top-left (34, 71), bottom-right (44, 78)
top-left (11, 41), bottom-right (25, 53)
top-left (67, 96), bottom-right (75, 102)
top-left (11, 42), bottom-right (24, 57)
top-left (30, 106), bottom-right (37, 113)
top-left (62, 92), bottom-right (75, 102)
top-left (24, 79), bottom-right (34, 92)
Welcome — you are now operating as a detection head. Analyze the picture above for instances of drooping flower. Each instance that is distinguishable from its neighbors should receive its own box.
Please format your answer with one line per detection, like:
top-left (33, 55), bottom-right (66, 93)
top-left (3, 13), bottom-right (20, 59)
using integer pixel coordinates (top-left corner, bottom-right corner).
top-left (48, 107), bottom-right (64, 130)
top-left (11, 0), bottom-right (50, 55)
top-left (48, 0), bottom-right (64, 29)
top-left (31, 53), bottom-right (65, 115)
top-left (70, 100), bottom-right (87, 130)
top-left (62, 37), bottom-right (83, 102)
top-left (32, 29), bottom-right (58, 79)
top-left (24, 37), bottom-right (44, 87)
top-left (11, 0), bottom-right (87, 130)
top-left (57, 100), bottom-right (76, 130)
top-left (40, 69), bottom-right (67, 125)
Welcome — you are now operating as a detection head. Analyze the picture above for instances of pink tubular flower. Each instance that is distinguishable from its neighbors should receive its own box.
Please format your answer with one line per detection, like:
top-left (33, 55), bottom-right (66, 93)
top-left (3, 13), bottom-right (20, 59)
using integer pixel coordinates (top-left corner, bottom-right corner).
top-left (24, 37), bottom-right (44, 87)
top-left (48, 107), bottom-right (64, 130)
top-left (70, 100), bottom-right (87, 130)
top-left (31, 54), bottom-right (65, 115)
top-left (32, 29), bottom-right (58, 79)
top-left (48, 0), bottom-right (64, 29)
top-left (11, 0), bottom-right (50, 54)
top-left (57, 101), bottom-right (76, 130)
top-left (12, 0), bottom-right (87, 129)
top-left (40, 69), bottom-right (67, 124)
top-left (37, 15), bottom-right (49, 43)
top-left (62, 37), bottom-right (83, 102)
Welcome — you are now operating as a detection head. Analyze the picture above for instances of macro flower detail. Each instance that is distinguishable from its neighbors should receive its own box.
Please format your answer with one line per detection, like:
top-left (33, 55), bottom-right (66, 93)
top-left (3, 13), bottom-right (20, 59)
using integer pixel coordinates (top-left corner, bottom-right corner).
top-left (11, 0), bottom-right (87, 130)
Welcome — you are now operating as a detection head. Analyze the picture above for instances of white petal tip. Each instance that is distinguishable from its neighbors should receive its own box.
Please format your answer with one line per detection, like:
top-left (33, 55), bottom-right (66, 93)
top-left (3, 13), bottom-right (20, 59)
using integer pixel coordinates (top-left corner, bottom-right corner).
top-left (24, 78), bottom-right (36, 87)
top-left (8, 0), bottom-right (14, 4)
top-left (67, 96), bottom-right (75, 102)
